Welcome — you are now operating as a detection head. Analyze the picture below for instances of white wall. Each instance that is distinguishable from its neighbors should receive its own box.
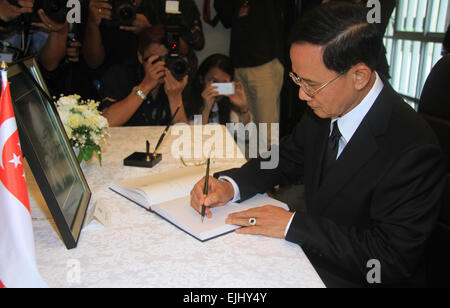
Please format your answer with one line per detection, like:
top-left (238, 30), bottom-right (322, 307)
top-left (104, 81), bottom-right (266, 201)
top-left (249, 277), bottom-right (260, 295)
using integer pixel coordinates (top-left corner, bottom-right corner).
top-left (193, 0), bottom-right (231, 64)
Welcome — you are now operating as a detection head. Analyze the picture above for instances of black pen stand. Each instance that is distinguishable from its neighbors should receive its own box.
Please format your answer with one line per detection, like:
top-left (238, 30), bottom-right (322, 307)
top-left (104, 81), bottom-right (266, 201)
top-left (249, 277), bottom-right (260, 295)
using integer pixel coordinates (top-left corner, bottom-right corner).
top-left (123, 152), bottom-right (162, 168)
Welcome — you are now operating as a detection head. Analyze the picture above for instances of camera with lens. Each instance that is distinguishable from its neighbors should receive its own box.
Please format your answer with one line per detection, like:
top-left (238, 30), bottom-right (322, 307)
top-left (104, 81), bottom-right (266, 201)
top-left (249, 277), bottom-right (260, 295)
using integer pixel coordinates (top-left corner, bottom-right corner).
top-left (7, 0), bottom-right (68, 24)
top-left (164, 13), bottom-right (190, 81)
top-left (102, 0), bottom-right (137, 28)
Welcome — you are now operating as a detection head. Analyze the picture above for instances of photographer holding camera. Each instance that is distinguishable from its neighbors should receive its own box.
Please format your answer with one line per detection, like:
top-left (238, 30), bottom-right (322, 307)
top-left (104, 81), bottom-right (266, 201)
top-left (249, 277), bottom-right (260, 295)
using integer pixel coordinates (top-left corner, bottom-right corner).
top-left (82, 0), bottom-right (204, 72)
top-left (82, 0), bottom-right (148, 70)
top-left (98, 25), bottom-right (188, 127)
top-left (0, 0), bottom-right (74, 72)
top-left (0, 0), bottom-right (97, 100)
top-left (143, 0), bottom-right (205, 71)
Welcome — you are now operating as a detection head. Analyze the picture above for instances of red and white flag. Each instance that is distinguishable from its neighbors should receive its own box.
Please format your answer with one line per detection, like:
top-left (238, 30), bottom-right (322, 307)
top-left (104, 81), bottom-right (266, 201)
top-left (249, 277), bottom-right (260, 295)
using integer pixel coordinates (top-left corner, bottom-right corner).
top-left (0, 68), bottom-right (47, 288)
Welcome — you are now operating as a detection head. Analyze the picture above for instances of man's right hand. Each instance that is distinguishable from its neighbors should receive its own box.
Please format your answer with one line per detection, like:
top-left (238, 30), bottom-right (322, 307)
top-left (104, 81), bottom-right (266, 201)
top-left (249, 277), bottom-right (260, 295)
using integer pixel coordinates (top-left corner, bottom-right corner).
top-left (190, 176), bottom-right (235, 219)
top-left (139, 55), bottom-right (167, 93)
top-left (88, 0), bottom-right (112, 26)
top-left (0, 0), bottom-right (34, 22)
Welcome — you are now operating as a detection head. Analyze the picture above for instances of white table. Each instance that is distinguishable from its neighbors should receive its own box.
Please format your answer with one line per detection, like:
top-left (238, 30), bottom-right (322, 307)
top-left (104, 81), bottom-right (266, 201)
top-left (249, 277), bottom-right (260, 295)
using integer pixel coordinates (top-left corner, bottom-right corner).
top-left (28, 125), bottom-right (325, 288)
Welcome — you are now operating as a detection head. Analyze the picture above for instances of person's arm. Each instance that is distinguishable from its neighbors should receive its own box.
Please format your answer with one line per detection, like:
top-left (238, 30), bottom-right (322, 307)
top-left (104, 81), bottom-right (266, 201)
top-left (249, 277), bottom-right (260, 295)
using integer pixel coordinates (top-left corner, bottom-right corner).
top-left (190, 176), bottom-right (236, 219)
top-left (34, 10), bottom-right (68, 71)
top-left (227, 82), bottom-right (251, 125)
top-left (119, 13), bottom-right (151, 33)
top-left (102, 55), bottom-right (165, 127)
top-left (218, 113), bottom-right (307, 201)
top-left (66, 40), bottom-right (82, 63)
top-left (82, 0), bottom-right (112, 69)
top-left (188, 22), bottom-right (205, 51)
top-left (179, 0), bottom-right (205, 53)
top-left (285, 144), bottom-right (446, 284)
top-left (0, 0), bottom-right (33, 22)
top-left (190, 114), bottom-right (307, 215)
top-left (101, 80), bottom-right (155, 127)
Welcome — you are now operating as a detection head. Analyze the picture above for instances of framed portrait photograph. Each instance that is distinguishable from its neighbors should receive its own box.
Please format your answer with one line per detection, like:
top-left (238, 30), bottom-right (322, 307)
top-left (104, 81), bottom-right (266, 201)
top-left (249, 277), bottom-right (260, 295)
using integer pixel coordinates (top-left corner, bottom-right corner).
top-left (4, 58), bottom-right (91, 249)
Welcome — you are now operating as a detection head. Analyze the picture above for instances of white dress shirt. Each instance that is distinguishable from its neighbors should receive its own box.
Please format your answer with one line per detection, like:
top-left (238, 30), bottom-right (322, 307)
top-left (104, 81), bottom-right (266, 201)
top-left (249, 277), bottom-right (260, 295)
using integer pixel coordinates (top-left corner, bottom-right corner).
top-left (333, 72), bottom-right (384, 158)
top-left (221, 72), bottom-right (384, 236)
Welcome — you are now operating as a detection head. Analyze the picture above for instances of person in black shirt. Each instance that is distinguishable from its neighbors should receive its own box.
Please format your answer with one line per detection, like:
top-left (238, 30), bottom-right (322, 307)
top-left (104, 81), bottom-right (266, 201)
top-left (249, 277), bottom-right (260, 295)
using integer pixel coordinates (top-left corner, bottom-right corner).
top-left (82, 0), bottom-right (149, 73)
top-left (99, 25), bottom-right (188, 127)
top-left (141, 0), bottom-right (205, 71)
top-left (82, 0), bottom-right (204, 71)
top-left (0, 0), bottom-right (70, 70)
top-left (214, 0), bottom-right (285, 145)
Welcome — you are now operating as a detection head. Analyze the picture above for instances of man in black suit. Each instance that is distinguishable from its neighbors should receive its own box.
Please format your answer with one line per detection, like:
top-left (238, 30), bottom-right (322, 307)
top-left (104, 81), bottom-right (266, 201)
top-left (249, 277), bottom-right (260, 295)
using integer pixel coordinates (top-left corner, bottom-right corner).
top-left (190, 2), bottom-right (447, 287)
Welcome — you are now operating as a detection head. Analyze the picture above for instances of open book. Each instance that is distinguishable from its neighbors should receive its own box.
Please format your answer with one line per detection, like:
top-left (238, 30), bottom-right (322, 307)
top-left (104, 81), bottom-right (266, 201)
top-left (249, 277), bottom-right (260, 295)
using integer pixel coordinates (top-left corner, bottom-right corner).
top-left (109, 167), bottom-right (289, 242)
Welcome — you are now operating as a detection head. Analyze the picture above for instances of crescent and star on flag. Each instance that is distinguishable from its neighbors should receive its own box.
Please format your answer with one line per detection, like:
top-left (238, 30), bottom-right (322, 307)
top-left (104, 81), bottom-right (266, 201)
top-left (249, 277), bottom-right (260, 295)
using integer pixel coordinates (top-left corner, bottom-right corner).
top-left (0, 61), bottom-right (30, 212)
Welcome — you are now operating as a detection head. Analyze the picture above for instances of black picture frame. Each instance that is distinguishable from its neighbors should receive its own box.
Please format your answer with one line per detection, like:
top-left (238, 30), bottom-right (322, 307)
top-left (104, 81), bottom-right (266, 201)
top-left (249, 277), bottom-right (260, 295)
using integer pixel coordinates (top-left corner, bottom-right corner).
top-left (4, 57), bottom-right (91, 249)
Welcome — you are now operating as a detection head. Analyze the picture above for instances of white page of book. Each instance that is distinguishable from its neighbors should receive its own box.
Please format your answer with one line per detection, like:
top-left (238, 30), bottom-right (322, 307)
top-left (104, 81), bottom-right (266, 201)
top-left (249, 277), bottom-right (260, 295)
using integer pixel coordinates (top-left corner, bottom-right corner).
top-left (152, 194), bottom-right (289, 241)
top-left (111, 166), bottom-right (228, 207)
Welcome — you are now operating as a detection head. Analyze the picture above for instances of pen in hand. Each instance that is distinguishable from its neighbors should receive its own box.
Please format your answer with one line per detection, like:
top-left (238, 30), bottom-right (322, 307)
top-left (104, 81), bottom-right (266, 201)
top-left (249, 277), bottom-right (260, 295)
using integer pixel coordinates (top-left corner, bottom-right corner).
top-left (201, 157), bottom-right (211, 223)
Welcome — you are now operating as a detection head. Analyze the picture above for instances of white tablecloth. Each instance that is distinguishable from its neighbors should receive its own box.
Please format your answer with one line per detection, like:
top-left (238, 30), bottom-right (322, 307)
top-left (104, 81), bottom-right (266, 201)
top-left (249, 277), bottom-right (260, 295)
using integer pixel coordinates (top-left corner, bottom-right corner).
top-left (28, 125), bottom-right (325, 288)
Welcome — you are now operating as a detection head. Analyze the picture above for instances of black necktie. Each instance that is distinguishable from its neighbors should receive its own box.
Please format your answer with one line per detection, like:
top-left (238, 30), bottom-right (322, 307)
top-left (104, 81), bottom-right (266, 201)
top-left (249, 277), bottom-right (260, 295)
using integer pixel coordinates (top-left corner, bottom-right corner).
top-left (322, 121), bottom-right (342, 179)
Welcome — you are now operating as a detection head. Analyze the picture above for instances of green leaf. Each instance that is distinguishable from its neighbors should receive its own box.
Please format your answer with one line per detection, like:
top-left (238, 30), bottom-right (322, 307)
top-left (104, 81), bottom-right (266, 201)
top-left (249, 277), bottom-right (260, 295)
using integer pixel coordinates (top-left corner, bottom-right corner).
top-left (77, 144), bottom-right (102, 166)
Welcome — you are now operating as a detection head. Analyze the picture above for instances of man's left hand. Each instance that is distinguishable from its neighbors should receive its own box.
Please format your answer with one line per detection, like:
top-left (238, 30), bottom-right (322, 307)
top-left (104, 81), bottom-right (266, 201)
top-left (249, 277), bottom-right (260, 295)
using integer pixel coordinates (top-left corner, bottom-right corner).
top-left (226, 205), bottom-right (294, 239)
top-left (32, 9), bottom-right (67, 33)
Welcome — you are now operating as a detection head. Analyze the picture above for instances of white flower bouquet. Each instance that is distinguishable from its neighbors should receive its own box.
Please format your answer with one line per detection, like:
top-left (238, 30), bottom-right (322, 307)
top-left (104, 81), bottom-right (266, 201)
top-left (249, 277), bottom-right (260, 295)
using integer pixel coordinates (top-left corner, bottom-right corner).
top-left (56, 95), bottom-right (109, 165)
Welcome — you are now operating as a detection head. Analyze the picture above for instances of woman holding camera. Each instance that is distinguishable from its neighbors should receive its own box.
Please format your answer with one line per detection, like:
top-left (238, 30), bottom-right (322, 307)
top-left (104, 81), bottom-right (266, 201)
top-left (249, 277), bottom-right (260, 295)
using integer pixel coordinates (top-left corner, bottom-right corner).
top-left (184, 54), bottom-right (252, 126)
top-left (99, 25), bottom-right (188, 127)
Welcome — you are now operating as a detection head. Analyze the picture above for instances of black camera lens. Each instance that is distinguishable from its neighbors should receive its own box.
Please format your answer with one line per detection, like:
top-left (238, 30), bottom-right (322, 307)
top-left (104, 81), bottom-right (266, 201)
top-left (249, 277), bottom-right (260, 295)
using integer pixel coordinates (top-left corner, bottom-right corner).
top-left (172, 60), bottom-right (187, 75)
top-left (167, 56), bottom-right (189, 81)
top-left (116, 4), bottom-right (136, 26)
top-left (102, 0), bottom-right (136, 27)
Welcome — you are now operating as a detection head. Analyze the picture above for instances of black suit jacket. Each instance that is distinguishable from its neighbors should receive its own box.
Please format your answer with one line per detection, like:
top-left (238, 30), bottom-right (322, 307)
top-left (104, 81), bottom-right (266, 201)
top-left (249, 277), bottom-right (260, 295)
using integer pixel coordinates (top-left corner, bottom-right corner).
top-left (218, 82), bottom-right (447, 287)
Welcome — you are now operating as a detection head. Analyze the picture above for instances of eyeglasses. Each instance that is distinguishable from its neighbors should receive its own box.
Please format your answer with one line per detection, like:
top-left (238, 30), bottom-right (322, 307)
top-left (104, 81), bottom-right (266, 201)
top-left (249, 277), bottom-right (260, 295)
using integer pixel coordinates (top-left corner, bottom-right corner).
top-left (180, 156), bottom-right (210, 167)
top-left (289, 71), bottom-right (345, 97)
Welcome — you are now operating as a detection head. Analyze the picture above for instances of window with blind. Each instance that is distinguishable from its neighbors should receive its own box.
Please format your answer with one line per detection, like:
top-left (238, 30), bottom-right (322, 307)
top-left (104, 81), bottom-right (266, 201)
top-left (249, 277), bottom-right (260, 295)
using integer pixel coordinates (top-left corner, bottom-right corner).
top-left (383, 0), bottom-right (449, 108)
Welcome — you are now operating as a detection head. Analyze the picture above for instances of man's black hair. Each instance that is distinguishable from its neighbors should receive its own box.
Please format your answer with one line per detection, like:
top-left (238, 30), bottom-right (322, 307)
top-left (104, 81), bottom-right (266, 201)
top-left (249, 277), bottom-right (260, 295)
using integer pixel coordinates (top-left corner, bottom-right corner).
top-left (289, 2), bottom-right (382, 73)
